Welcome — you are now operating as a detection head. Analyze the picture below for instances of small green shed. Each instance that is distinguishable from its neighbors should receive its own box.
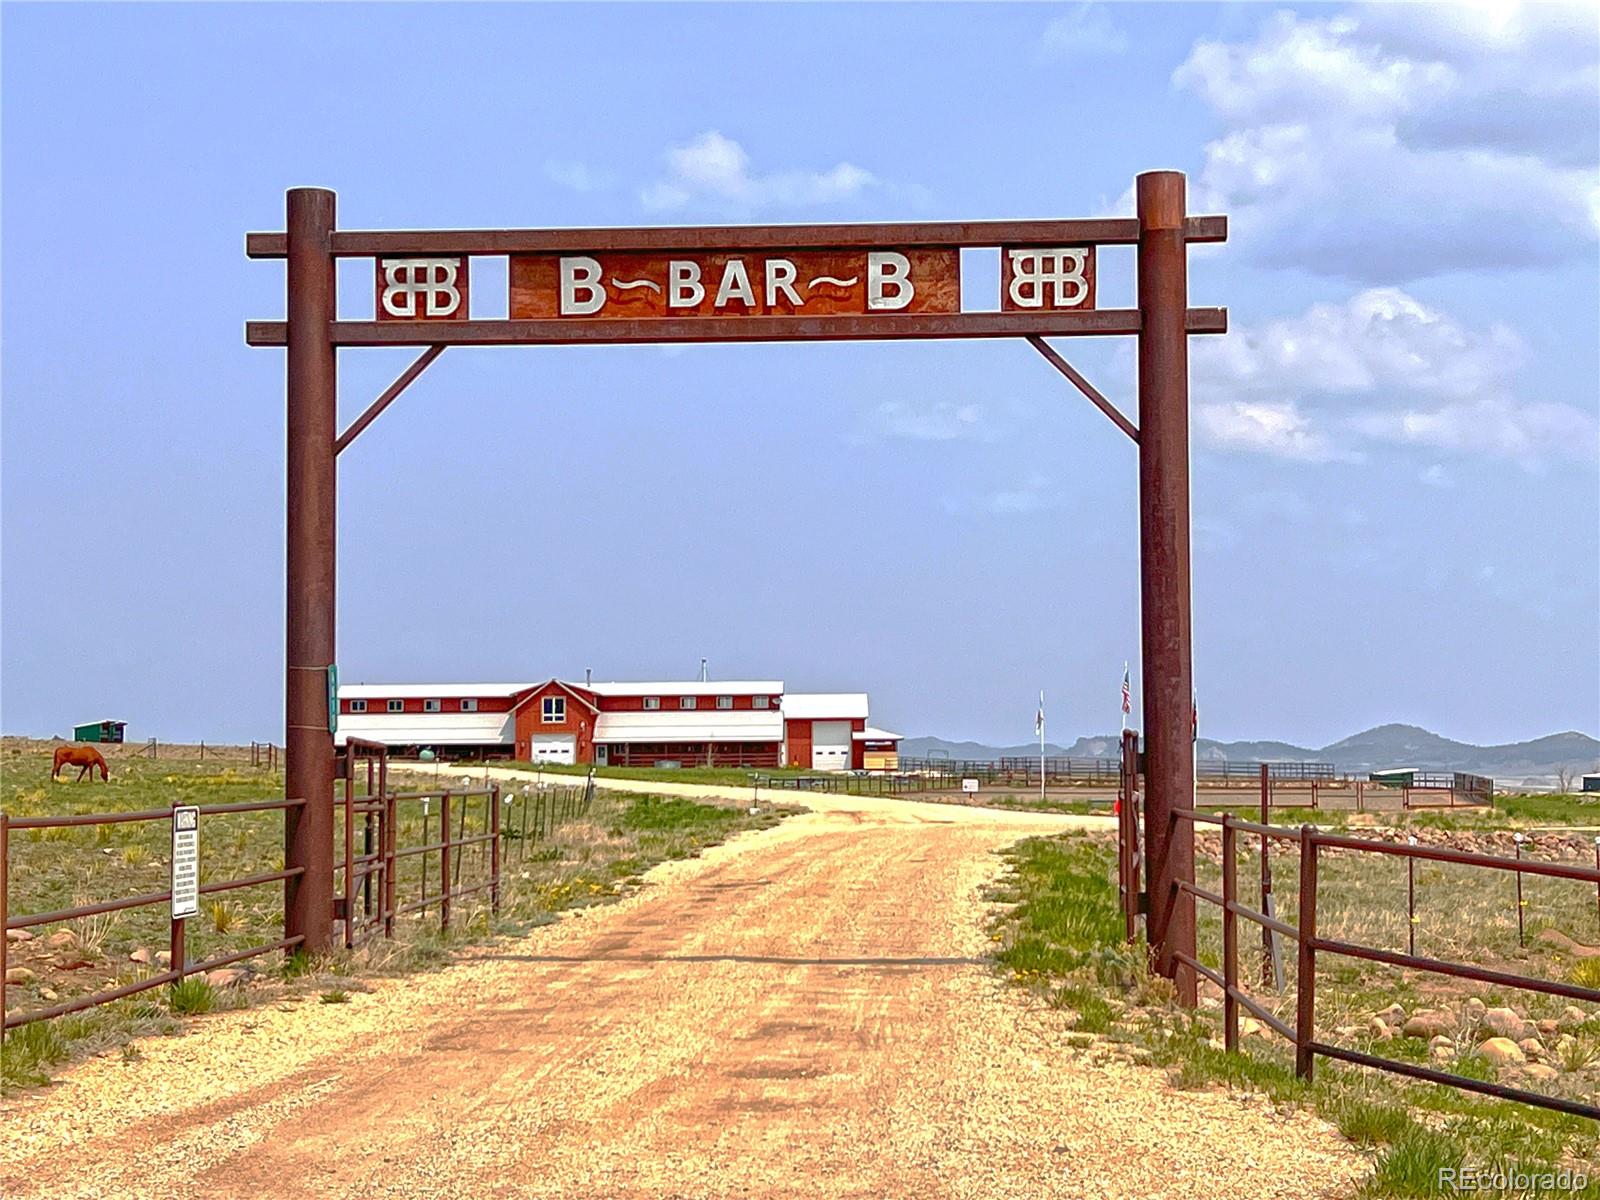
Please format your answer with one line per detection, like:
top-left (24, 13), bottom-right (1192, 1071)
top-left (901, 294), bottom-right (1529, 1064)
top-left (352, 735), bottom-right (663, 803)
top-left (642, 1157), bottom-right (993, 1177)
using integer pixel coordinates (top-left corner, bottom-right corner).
top-left (1369, 767), bottom-right (1415, 788)
top-left (73, 719), bottom-right (126, 744)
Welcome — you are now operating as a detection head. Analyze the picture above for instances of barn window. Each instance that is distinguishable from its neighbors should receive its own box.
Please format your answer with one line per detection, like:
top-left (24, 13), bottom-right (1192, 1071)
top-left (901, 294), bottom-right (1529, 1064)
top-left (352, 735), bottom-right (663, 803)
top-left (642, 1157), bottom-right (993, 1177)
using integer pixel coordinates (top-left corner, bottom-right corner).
top-left (460, 699), bottom-right (478, 712)
top-left (679, 696), bottom-right (697, 710)
top-left (752, 695), bottom-right (769, 709)
top-left (542, 696), bottom-right (566, 723)
top-left (716, 696), bottom-right (733, 710)
top-left (386, 700), bottom-right (403, 713)
top-left (424, 699), bottom-right (441, 713)
top-left (349, 699), bottom-right (368, 714)
top-left (643, 696), bottom-right (661, 710)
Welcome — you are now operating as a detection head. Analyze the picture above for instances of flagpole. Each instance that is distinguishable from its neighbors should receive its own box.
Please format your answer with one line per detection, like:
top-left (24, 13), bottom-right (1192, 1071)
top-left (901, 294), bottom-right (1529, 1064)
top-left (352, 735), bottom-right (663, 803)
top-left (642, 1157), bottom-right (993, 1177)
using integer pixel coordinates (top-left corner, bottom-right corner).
top-left (1039, 689), bottom-right (1046, 803)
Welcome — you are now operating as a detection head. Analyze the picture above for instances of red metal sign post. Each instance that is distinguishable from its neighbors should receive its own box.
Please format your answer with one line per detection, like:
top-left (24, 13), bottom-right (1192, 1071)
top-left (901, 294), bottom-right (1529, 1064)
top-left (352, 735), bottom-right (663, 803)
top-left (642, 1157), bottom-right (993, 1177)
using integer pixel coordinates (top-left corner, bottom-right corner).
top-left (251, 173), bottom-right (1221, 1004)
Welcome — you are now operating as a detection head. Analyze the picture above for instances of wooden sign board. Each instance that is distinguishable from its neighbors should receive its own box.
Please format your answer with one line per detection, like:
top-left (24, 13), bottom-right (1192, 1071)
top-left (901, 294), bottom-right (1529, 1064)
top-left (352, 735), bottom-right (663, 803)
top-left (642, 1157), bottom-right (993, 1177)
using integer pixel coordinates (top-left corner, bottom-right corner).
top-left (509, 248), bottom-right (959, 320)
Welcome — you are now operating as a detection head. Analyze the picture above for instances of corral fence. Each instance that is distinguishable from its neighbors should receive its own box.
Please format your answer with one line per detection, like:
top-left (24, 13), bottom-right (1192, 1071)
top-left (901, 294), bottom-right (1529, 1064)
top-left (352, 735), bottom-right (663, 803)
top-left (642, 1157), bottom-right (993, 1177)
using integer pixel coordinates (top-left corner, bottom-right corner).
top-left (901, 755), bottom-right (1340, 789)
top-left (752, 770), bottom-right (959, 796)
top-left (0, 739), bottom-right (595, 1035)
top-left (1115, 729), bottom-right (1599, 1119)
top-left (250, 742), bottom-right (280, 771)
top-left (1191, 764), bottom-right (1495, 814)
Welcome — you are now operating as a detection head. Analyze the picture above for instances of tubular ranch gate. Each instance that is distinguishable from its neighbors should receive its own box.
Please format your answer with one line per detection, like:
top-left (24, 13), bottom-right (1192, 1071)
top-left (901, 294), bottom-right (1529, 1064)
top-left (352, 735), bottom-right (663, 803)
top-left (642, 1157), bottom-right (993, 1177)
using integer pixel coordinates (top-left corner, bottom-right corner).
top-left (246, 173), bottom-right (1225, 997)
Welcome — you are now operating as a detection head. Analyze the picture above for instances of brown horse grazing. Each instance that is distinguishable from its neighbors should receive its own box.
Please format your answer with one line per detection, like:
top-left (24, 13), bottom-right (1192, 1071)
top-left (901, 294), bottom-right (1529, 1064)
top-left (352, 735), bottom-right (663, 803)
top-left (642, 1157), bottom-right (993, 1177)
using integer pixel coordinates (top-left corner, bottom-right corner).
top-left (52, 745), bottom-right (109, 782)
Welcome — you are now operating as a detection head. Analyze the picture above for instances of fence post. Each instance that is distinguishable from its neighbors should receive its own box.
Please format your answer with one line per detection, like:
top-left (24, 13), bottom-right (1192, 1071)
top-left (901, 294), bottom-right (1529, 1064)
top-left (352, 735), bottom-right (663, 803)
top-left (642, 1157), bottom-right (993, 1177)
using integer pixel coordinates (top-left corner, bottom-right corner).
top-left (1294, 826), bottom-right (1319, 1081)
top-left (341, 760), bottom-right (354, 948)
top-left (1, 810), bottom-right (9, 1040)
top-left (1407, 836), bottom-right (1418, 957)
top-left (440, 791), bottom-right (452, 931)
top-left (1513, 833), bottom-right (1526, 947)
top-left (1222, 813), bottom-right (1238, 1053)
top-left (384, 791), bottom-right (396, 938)
top-left (490, 785), bottom-right (501, 915)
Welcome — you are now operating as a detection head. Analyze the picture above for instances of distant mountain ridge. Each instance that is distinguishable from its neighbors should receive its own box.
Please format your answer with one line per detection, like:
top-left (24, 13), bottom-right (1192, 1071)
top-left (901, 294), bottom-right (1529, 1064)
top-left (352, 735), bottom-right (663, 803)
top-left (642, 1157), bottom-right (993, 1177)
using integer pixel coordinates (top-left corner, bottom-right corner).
top-left (898, 723), bottom-right (1599, 780)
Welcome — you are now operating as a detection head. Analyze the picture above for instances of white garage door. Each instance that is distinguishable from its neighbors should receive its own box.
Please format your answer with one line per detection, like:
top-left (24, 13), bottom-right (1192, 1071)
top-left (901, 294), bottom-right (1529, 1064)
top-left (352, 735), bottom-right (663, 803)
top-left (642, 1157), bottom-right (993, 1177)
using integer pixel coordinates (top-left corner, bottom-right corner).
top-left (531, 734), bottom-right (576, 765)
top-left (811, 721), bottom-right (852, 771)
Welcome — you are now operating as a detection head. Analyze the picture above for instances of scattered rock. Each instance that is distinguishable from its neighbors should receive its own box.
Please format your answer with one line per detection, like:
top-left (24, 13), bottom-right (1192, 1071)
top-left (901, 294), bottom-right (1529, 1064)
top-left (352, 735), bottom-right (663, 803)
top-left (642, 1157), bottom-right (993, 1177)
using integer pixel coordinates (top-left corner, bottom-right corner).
top-left (1240, 1017), bottom-right (1262, 1037)
top-left (55, 957), bottom-right (94, 971)
top-left (1374, 1003), bottom-right (1405, 1027)
top-left (1335, 1025), bottom-right (1362, 1039)
top-left (38, 987), bottom-right (57, 1001)
top-left (1535, 1019), bottom-right (1559, 1038)
top-left (129, 947), bottom-right (153, 965)
top-left (205, 967), bottom-right (249, 989)
top-left (1429, 1036), bottom-right (1454, 1061)
top-left (1479, 1036), bottom-right (1525, 1068)
top-left (43, 929), bottom-right (77, 949)
top-left (1463, 997), bottom-right (1486, 1024)
top-left (1402, 1010), bottom-right (1454, 1039)
top-left (5, 966), bottom-right (36, 985)
top-left (155, 951), bottom-right (171, 969)
top-left (1368, 1016), bottom-right (1394, 1039)
top-left (1559, 1006), bottom-right (1589, 1031)
top-left (1481, 1006), bottom-right (1533, 1042)
top-left (1537, 928), bottom-right (1600, 959)
top-left (5, 929), bottom-right (33, 943)
top-left (1518, 1037), bottom-right (1546, 1061)
top-left (1520, 1063), bottom-right (1559, 1083)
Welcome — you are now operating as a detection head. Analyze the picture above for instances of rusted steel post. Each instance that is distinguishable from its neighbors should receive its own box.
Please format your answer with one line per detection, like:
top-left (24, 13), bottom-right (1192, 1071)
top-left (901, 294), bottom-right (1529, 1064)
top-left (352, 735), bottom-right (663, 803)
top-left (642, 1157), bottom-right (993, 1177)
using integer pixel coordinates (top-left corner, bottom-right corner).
top-left (1514, 833), bottom-right (1526, 947)
top-left (342, 763), bottom-right (354, 949)
top-left (1295, 827), bottom-right (1319, 1081)
top-left (1594, 837), bottom-right (1599, 936)
top-left (171, 916), bottom-right (186, 985)
top-left (440, 791), bottom-right (452, 931)
top-left (1137, 170), bottom-right (1196, 1003)
top-left (283, 186), bottom-right (338, 955)
top-left (1222, 814), bottom-right (1239, 1052)
top-left (384, 792), bottom-right (396, 938)
top-left (1, 811), bottom-right (9, 1038)
top-left (1407, 836), bottom-right (1418, 957)
top-left (1260, 765), bottom-right (1274, 987)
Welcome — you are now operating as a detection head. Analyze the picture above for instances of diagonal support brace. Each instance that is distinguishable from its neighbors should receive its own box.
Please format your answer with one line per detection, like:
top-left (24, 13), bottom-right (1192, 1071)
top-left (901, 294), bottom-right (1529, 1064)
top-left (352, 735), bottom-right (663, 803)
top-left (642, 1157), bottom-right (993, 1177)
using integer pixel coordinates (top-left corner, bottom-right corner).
top-left (1026, 335), bottom-right (1139, 444)
top-left (335, 344), bottom-right (445, 455)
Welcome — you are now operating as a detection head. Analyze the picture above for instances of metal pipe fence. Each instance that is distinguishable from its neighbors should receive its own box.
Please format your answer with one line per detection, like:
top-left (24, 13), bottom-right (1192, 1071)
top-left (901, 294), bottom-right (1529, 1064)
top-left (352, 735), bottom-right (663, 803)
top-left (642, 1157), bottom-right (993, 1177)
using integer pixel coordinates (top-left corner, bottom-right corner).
top-left (1, 799), bottom-right (308, 1035)
top-left (2, 745), bottom-right (600, 1036)
top-left (1153, 806), bottom-right (1600, 1119)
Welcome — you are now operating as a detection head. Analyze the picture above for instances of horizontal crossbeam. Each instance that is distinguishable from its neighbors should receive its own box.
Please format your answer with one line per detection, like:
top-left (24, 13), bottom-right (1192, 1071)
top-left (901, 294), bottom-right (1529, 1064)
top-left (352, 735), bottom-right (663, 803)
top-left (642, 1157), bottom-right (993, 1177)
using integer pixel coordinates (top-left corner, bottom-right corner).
top-left (245, 215), bottom-right (1227, 259)
top-left (246, 308), bottom-right (1228, 348)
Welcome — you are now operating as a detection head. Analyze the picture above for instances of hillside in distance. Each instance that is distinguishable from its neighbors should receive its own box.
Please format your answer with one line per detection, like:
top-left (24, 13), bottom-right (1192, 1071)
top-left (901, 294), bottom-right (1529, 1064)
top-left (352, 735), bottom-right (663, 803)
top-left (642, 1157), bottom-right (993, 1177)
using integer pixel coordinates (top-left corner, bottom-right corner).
top-left (899, 723), bottom-right (1599, 780)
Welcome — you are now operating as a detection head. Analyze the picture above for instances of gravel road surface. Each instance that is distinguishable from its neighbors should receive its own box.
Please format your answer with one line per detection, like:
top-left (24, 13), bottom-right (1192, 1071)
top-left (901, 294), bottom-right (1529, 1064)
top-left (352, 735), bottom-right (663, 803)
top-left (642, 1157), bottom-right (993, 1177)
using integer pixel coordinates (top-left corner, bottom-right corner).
top-left (1, 787), bottom-right (1361, 1199)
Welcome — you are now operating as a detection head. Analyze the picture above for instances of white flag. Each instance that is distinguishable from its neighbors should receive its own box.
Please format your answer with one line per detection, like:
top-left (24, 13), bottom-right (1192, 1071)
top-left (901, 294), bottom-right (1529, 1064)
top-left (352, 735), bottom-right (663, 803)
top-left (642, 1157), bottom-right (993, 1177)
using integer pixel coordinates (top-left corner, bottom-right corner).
top-left (1035, 691), bottom-right (1044, 737)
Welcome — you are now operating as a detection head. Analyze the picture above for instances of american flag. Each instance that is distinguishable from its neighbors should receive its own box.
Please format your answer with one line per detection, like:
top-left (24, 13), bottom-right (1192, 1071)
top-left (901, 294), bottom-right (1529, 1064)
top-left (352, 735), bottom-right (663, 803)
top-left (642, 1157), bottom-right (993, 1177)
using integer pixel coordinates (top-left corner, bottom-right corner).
top-left (1120, 663), bottom-right (1131, 722)
top-left (1035, 692), bottom-right (1044, 737)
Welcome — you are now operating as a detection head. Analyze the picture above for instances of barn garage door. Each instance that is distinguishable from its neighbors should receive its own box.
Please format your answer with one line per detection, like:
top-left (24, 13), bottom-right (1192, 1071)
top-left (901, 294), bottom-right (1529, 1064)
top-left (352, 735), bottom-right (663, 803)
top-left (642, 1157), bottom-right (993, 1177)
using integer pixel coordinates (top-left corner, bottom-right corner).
top-left (811, 721), bottom-right (851, 771)
top-left (531, 734), bottom-right (576, 764)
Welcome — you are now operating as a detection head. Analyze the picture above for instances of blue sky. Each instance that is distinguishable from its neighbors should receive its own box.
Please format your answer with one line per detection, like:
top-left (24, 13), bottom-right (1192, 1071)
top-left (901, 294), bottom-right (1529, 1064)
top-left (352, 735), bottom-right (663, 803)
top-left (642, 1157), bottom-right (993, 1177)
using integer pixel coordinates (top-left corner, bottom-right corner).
top-left (2, 2), bottom-right (1596, 748)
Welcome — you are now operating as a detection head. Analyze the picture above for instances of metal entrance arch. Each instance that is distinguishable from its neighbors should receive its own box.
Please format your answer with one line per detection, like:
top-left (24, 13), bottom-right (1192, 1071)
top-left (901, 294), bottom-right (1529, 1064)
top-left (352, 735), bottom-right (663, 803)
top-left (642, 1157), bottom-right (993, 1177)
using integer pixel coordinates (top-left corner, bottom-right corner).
top-left (246, 172), bottom-right (1226, 1001)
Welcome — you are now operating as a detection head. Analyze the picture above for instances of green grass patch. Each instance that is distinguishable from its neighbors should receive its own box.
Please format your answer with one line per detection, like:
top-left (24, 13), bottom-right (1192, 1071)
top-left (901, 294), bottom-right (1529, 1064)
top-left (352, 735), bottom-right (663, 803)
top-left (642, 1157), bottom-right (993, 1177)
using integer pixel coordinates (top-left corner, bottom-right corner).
top-left (167, 977), bottom-right (215, 1015)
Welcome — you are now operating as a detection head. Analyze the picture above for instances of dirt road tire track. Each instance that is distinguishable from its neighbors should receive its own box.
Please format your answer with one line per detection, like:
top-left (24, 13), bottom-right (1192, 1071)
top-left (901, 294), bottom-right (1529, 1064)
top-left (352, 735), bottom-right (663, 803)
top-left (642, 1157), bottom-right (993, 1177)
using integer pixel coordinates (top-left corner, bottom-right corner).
top-left (1, 801), bottom-right (1362, 1199)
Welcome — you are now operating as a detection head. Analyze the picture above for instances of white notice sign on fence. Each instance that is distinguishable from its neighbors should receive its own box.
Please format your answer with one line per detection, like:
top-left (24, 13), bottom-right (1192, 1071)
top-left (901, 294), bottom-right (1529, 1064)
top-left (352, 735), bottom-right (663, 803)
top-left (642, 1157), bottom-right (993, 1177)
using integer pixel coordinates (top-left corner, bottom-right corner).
top-left (961, 778), bottom-right (980, 794)
top-left (171, 806), bottom-right (200, 919)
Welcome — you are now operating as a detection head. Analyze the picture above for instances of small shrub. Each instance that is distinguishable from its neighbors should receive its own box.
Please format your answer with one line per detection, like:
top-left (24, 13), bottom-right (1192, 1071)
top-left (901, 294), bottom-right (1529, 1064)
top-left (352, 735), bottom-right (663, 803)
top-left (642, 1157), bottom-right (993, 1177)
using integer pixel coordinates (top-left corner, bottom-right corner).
top-left (168, 977), bottom-right (215, 1015)
top-left (1, 1021), bottom-right (67, 1089)
top-left (120, 843), bottom-right (150, 866)
top-left (1362, 1129), bottom-right (1463, 1198)
top-left (206, 900), bottom-right (240, 934)
top-left (1567, 959), bottom-right (1600, 990)
top-left (1557, 1036), bottom-right (1598, 1074)
top-left (281, 948), bottom-right (313, 979)
top-left (320, 989), bottom-right (351, 1005)
top-left (1331, 1095), bottom-right (1417, 1147)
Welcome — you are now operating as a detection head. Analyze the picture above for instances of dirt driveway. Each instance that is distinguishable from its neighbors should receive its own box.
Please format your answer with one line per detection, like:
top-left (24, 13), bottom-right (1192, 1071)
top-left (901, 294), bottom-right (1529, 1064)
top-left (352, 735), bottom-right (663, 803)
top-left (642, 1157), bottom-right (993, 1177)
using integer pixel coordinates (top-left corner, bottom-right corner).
top-left (1, 792), bottom-right (1360, 1199)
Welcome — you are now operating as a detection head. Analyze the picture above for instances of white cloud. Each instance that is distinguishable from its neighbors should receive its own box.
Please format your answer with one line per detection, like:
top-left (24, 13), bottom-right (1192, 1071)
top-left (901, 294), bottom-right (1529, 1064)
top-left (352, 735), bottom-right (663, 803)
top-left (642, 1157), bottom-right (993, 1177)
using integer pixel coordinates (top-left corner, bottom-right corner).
top-left (1040, 5), bottom-right (1128, 59)
top-left (641, 131), bottom-right (877, 214)
top-left (544, 161), bottom-right (612, 193)
top-left (985, 473), bottom-right (1058, 515)
top-left (1194, 288), bottom-right (1599, 467)
top-left (867, 400), bottom-right (990, 442)
top-left (1173, 8), bottom-right (1598, 280)
top-left (1420, 463), bottom-right (1453, 489)
top-left (1194, 399), bottom-right (1358, 463)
